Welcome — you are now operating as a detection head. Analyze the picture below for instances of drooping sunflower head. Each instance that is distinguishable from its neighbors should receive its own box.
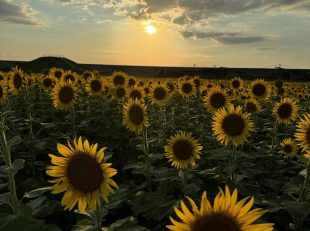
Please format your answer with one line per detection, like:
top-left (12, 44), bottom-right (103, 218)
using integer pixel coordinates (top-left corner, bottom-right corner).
top-left (51, 80), bottom-right (76, 111)
top-left (167, 186), bottom-right (274, 231)
top-left (111, 71), bottom-right (128, 86)
top-left (249, 79), bottom-right (272, 100)
top-left (85, 76), bottom-right (103, 96)
top-left (149, 82), bottom-right (170, 105)
top-left (0, 83), bottom-right (7, 105)
top-left (245, 98), bottom-right (261, 114)
top-left (113, 86), bottom-right (127, 100)
top-left (280, 138), bottom-right (297, 157)
top-left (128, 86), bottom-right (145, 100)
top-left (165, 131), bottom-right (203, 169)
top-left (212, 105), bottom-right (255, 146)
top-left (204, 86), bottom-right (230, 113)
top-left (294, 112), bottom-right (310, 152)
top-left (123, 99), bottom-right (148, 134)
top-left (273, 98), bottom-right (298, 125)
top-left (49, 67), bottom-right (64, 79)
top-left (178, 79), bottom-right (196, 97)
top-left (46, 137), bottom-right (118, 212)
top-left (231, 77), bottom-right (243, 91)
top-left (8, 67), bottom-right (24, 95)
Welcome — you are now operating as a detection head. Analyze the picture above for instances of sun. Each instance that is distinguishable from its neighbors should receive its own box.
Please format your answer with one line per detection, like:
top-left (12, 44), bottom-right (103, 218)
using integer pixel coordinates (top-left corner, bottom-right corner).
top-left (145, 25), bottom-right (157, 35)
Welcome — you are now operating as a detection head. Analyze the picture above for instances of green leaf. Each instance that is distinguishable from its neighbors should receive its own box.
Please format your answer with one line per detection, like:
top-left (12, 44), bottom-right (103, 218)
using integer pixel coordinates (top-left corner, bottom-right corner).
top-left (7, 136), bottom-right (22, 150)
top-left (106, 217), bottom-right (150, 231)
top-left (0, 192), bottom-right (12, 207)
top-left (23, 187), bottom-right (51, 199)
top-left (11, 159), bottom-right (25, 175)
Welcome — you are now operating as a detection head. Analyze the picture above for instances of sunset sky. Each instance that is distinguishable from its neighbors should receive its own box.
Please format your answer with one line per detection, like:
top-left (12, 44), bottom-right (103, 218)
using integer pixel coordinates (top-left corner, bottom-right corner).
top-left (0, 0), bottom-right (309, 68)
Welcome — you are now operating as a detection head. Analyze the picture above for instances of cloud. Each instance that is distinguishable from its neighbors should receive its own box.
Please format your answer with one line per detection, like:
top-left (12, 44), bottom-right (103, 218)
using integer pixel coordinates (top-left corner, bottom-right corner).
top-left (181, 31), bottom-right (271, 44)
top-left (0, 0), bottom-right (43, 26)
top-left (257, 47), bottom-right (276, 51)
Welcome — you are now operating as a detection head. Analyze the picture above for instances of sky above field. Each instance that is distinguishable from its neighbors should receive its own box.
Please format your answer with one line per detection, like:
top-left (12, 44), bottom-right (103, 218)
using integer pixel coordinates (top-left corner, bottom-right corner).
top-left (0, 0), bottom-right (310, 68)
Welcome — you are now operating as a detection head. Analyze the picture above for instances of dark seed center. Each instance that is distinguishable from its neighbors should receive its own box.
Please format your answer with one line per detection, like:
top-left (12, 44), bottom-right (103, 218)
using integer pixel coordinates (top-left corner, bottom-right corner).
top-left (246, 102), bottom-right (257, 113)
top-left (306, 127), bottom-right (310, 144)
top-left (222, 114), bottom-right (245, 136)
top-left (67, 153), bottom-right (103, 193)
top-left (154, 87), bottom-right (167, 100)
top-left (0, 87), bottom-right (3, 97)
top-left (192, 214), bottom-right (240, 231)
top-left (43, 78), bottom-right (52, 87)
top-left (182, 83), bottom-right (193, 94)
top-left (232, 80), bottom-right (240, 89)
top-left (58, 86), bottom-right (74, 104)
top-left (167, 82), bottom-right (175, 92)
top-left (277, 103), bottom-right (292, 119)
top-left (130, 90), bottom-right (142, 100)
top-left (65, 74), bottom-right (75, 82)
top-left (210, 93), bottom-right (226, 108)
top-left (128, 105), bottom-right (144, 125)
top-left (116, 87), bottom-right (126, 98)
top-left (252, 83), bottom-right (266, 97)
top-left (172, 139), bottom-right (194, 160)
top-left (283, 144), bottom-right (292, 154)
top-left (83, 72), bottom-right (91, 80)
top-left (13, 73), bottom-right (22, 89)
top-left (90, 80), bottom-right (102, 92)
top-left (54, 71), bottom-right (62, 79)
top-left (128, 79), bottom-right (136, 86)
top-left (113, 75), bottom-right (125, 85)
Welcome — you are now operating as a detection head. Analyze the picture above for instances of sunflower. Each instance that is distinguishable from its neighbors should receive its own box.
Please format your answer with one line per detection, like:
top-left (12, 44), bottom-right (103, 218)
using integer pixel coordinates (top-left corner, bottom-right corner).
top-left (166, 81), bottom-right (176, 94)
top-left (165, 131), bottom-right (202, 169)
top-left (46, 137), bottom-right (118, 212)
top-left (49, 67), bottom-right (64, 80)
top-left (279, 138), bottom-right (297, 157)
top-left (244, 98), bottom-right (261, 114)
top-left (178, 80), bottom-right (196, 97)
top-left (113, 86), bottom-right (127, 100)
top-left (51, 81), bottom-right (76, 111)
top-left (149, 82), bottom-right (170, 105)
top-left (273, 98), bottom-right (298, 125)
top-left (0, 83), bottom-right (7, 105)
top-left (8, 67), bottom-right (24, 95)
top-left (128, 86), bottom-right (145, 100)
top-left (204, 86), bottom-right (230, 113)
top-left (111, 71), bottom-right (128, 87)
top-left (0, 72), bottom-right (6, 83)
top-left (41, 76), bottom-right (55, 91)
top-left (167, 186), bottom-right (274, 231)
top-left (294, 113), bottom-right (310, 152)
top-left (62, 70), bottom-right (78, 84)
top-left (212, 105), bottom-right (254, 146)
top-left (82, 71), bottom-right (94, 80)
top-left (123, 99), bottom-right (148, 134)
top-left (128, 76), bottom-right (137, 87)
top-left (249, 79), bottom-right (272, 100)
top-left (85, 76), bottom-right (103, 96)
top-left (231, 77), bottom-right (243, 91)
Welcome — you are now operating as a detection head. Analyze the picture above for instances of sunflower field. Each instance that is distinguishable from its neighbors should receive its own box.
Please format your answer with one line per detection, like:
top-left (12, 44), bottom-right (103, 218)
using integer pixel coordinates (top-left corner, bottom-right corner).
top-left (0, 67), bottom-right (309, 231)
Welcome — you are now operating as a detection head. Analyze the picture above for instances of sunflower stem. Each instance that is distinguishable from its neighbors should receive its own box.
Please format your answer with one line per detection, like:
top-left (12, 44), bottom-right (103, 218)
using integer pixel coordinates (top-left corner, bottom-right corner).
top-left (299, 159), bottom-right (310, 202)
top-left (25, 85), bottom-right (35, 176)
top-left (70, 106), bottom-right (77, 139)
top-left (0, 117), bottom-right (20, 214)
top-left (231, 143), bottom-right (237, 185)
top-left (268, 122), bottom-right (278, 177)
top-left (142, 127), bottom-right (151, 192)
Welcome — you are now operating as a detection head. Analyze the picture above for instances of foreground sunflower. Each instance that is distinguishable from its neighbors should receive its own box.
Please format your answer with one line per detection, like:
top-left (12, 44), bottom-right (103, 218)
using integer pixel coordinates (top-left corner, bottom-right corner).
top-left (273, 98), bottom-right (298, 125)
top-left (279, 138), bottom-right (297, 157)
top-left (294, 112), bottom-right (310, 152)
top-left (167, 186), bottom-right (274, 231)
top-left (212, 105), bottom-right (254, 146)
top-left (249, 79), bottom-right (272, 100)
top-left (123, 99), bottom-right (148, 134)
top-left (46, 137), bottom-right (118, 212)
top-left (165, 131), bottom-right (202, 169)
top-left (51, 81), bottom-right (76, 111)
top-left (204, 86), bottom-right (230, 113)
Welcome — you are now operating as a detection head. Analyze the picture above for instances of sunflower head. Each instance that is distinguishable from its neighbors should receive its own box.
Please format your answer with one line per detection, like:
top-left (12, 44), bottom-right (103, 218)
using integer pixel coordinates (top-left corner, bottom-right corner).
top-left (8, 67), bottom-right (24, 95)
top-left (294, 112), bottom-right (310, 152)
top-left (204, 86), bottom-right (230, 113)
top-left (280, 138), bottom-right (297, 157)
top-left (178, 79), bottom-right (196, 97)
top-left (245, 98), bottom-right (261, 114)
top-left (149, 82), bottom-right (170, 105)
top-left (273, 98), bottom-right (298, 125)
top-left (128, 76), bottom-right (136, 87)
top-left (128, 86), bottom-right (145, 100)
top-left (166, 81), bottom-right (176, 93)
top-left (165, 131), bottom-right (202, 169)
top-left (49, 68), bottom-right (64, 79)
top-left (46, 137), bottom-right (118, 212)
top-left (85, 77), bottom-right (103, 96)
top-left (167, 186), bottom-right (274, 231)
top-left (41, 76), bottom-right (55, 91)
top-left (250, 79), bottom-right (272, 100)
top-left (111, 71), bottom-right (128, 86)
top-left (113, 86), bottom-right (127, 100)
top-left (51, 80), bottom-right (76, 111)
top-left (0, 83), bottom-right (7, 105)
top-left (212, 105), bottom-right (254, 146)
top-left (231, 77), bottom-right (243, 91)
top-left (83, 71), bottom-right (94, 80)
top-left (123, 99), bottom-right (148, 134)
top-left (63, 71), bottom-right (77, 83)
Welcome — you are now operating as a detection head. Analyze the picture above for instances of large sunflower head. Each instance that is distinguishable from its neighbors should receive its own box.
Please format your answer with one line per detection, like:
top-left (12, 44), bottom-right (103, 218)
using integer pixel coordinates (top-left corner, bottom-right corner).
top-left (244, 98), bottom-right (261, 114)
top-left (0, 83), bottom-right (7, 105)
top-left (111, 71), bottom-right (128, 87)
top-left (123, 99), bottom-right (148, 134)
top-left (51, 80), bottom-right (76, 111)
top-left (49, 68), bottom-right (64, 79)
top-left (273, 98), bottom-right (298, 125)
top-left (128, 86), bottom-right (145, 100)
top-left (231, 77), bottom-right (243, 91)
top-left (165, 131), bottom-right (203, 169)
top-left (212, 105), bottom-right (254, 146)
top-left (8, 67), bottom-right (24, 95)
top-left (178, 79), bottom-right (196, 97)
top-left (149, 82), bottom-right (170, 105)
top-left (249, 79), bottom-right (272, 100)
top-left (167, 186), bottom-right (274, 231)
top-left (46, 137), bottom-right (118, 212)
top-left (204, 86), bottom-right (230, 113)
top-left (85, 76), bottom-right (103, 96)
top-left (279, 138), bottom-right (297, 157)
top-left (294, 112), bottom-right (310, 152)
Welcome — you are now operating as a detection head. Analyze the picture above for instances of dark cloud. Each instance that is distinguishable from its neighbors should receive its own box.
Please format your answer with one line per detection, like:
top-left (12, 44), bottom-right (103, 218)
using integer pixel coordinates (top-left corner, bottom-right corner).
top-left (181, 31), bottom-right (271, 44)
top-left (0, 0), bottom-right (42, 26)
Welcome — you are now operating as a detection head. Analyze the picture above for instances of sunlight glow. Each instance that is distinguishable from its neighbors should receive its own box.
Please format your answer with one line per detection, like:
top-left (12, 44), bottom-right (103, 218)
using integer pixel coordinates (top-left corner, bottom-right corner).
top-left (145, 25), bottom-right (157, 35)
